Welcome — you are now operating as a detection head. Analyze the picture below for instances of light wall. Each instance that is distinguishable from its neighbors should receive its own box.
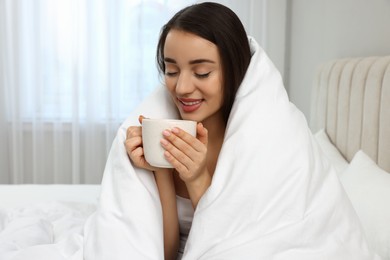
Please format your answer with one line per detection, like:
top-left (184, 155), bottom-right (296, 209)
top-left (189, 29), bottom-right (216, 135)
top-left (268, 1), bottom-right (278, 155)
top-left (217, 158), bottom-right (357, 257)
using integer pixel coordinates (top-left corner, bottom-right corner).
top-left (266, 0), bottom-right (390, 121)
top-left (265, 0), bottom-right (287, 79)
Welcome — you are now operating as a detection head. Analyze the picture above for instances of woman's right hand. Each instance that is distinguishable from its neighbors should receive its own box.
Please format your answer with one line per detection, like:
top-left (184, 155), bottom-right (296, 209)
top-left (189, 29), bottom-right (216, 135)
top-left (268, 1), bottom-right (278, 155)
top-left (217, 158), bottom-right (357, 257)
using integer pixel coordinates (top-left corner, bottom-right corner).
top-left (125, 115), bottom-right (157, 171)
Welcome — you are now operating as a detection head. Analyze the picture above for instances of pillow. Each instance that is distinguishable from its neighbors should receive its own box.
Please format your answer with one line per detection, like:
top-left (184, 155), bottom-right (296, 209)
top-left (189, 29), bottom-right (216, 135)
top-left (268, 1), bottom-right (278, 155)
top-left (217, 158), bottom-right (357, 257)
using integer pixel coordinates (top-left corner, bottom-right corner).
top-left (314, 129), bottom-right (349, 175)
top-left (340, 150), bottom-right (390, 259)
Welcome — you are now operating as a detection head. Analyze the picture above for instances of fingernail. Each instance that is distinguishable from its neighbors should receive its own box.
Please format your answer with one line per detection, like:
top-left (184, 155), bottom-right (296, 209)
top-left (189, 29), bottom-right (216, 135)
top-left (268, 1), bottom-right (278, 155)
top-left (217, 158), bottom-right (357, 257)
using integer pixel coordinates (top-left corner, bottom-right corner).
top-left (163, 130), bottom-right (171, 136)
top-left (172, 127), bottom-right (179, 134)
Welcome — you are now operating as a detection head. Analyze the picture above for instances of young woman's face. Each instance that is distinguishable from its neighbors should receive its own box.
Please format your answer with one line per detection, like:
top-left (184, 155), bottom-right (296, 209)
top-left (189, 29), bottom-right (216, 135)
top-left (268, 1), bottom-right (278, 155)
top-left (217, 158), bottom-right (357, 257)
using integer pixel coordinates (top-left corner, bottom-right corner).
top-left (163, 29), bottom-right (224, 123)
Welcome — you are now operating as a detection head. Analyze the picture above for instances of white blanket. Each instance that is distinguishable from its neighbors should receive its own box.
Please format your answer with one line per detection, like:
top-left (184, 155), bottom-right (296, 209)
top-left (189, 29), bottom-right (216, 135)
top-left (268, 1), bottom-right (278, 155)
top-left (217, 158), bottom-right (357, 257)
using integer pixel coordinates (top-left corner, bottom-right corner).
top-left (83, 38), bottom-right (378, 259)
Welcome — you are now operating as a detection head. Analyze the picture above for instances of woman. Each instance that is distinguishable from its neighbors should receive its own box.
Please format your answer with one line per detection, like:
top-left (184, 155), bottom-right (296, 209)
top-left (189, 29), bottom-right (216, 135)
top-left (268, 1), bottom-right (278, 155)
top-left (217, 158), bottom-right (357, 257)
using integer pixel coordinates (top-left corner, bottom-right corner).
top-left (84, 2), bottom-right (375, 260)
top-left (125, 2), bottom-right (251, 259)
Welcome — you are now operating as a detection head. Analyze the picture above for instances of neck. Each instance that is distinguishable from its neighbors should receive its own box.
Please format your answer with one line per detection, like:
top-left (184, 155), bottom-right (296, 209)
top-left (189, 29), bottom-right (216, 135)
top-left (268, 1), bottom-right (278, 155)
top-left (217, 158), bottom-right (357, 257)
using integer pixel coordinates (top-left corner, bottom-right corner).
top-left (201, 113), bottom-right (225, 175)
top-left (201, 113), bottom-right (226, 147)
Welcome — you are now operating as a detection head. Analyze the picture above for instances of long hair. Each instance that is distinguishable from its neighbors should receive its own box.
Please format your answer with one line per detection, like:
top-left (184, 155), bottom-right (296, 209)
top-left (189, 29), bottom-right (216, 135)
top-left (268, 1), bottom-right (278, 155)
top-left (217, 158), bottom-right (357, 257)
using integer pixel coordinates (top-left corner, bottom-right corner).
top-left (156, 2), bottom-right (251, 125)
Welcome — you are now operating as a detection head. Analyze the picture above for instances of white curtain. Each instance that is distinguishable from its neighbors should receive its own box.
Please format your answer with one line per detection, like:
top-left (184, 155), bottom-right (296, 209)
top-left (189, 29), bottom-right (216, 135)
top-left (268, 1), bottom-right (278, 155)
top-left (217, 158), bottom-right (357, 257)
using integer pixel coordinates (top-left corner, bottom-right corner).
top-left (0, 0), bottom-right (266, 184)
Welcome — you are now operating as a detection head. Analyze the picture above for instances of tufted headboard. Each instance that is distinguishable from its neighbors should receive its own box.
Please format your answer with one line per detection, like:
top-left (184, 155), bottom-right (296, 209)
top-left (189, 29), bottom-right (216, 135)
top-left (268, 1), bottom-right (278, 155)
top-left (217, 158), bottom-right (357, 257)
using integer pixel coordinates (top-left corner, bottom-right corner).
top-left (310, 56), bottom-right (390, 173)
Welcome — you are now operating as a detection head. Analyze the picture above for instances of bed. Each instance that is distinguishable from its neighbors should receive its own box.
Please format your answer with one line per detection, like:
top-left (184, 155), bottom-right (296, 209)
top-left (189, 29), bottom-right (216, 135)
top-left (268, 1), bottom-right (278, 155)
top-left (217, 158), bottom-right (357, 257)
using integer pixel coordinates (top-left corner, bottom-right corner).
top-left (0, 185), bottom-right (100, 259)
top-left (0, 55), bottom-right (389, 259)
top-left (310, 55), bottom-right (390, 259)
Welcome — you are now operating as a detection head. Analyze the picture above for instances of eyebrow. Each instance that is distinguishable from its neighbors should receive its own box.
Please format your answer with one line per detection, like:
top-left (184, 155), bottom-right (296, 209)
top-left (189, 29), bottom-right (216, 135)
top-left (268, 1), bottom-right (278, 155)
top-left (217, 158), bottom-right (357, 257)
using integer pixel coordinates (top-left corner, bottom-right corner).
top-left (164, 57), bottom-right (215, 65)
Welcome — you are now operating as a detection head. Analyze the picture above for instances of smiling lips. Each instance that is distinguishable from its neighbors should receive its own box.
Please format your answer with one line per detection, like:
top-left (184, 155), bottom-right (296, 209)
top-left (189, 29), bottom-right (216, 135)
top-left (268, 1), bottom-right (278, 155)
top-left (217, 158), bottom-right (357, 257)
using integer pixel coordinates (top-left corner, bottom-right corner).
top-left (178, 98), bottom-right (203, 112)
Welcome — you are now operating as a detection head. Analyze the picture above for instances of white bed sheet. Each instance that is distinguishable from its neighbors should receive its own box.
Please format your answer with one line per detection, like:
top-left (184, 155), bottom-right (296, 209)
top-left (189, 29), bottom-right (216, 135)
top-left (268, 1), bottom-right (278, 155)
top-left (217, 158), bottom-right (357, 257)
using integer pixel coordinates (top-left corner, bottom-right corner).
top-left (0, 185), bottom-right (101, 208)
top-left (0, 184), bottom-right (100, 260)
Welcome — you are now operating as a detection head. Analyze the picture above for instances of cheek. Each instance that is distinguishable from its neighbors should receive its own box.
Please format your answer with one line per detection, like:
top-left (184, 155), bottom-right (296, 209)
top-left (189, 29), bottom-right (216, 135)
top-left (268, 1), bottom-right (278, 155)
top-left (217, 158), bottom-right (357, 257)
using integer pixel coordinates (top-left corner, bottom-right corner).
top-left (216, 93), bottom-right (224, 109)
top-left (164, 77), bottom-right (176, 92)
top-left (210, 79), bottom-right (223, 102)
top-left (214, 85), bottom-right (224, 110)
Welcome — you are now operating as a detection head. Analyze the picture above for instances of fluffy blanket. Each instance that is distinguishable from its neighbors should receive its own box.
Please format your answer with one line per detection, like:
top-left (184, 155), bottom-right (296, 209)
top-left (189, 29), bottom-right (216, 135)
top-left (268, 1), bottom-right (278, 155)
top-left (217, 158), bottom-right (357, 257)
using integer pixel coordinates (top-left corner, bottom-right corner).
top-left (83, 38), bottom-right (378, 259)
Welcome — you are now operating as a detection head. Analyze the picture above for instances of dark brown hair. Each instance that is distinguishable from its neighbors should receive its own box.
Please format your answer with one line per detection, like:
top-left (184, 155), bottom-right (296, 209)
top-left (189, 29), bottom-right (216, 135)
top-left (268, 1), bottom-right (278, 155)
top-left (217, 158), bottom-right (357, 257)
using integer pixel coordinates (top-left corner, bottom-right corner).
top-left (156, 2), bottom-right (251, 125)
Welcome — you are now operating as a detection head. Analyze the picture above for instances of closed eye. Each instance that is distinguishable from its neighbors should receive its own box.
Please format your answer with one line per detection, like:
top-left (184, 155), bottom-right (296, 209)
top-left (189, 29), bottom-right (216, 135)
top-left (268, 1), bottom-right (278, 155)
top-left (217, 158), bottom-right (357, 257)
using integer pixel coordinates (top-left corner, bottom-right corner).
top-left (165, 71), bottom-right (178, 77)
top-left (195, 72), bottom-right (211, 79)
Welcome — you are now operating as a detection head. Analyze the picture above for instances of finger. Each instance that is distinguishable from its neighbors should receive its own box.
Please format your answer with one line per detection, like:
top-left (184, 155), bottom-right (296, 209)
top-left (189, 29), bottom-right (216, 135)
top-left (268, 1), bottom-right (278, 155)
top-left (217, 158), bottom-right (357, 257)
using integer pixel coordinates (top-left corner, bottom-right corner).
top-left (164, 149), bottom-right (190, 174)
top-left (169, 127), bottom-right (205, 153)
top-left (161, 135), bottom-right (195, 168)
top-left (126, 126), bottom-right (142, 139)
top-left (125, 136), bottom-right (142, 153)
top-left (160, 134), bottom-right (191, 159)
top-left (162, 129), bottom-right (197, 159)
top-left (138, 115), bottom-right (147, 124)
top-left (196, 123), bottom-right (208, 146)
top-left (131, 146), bottom-right (149, 167)
top-left (131, 145), bottom-right (159, 172)
top-left (131, 146), bottom-right (144, 159)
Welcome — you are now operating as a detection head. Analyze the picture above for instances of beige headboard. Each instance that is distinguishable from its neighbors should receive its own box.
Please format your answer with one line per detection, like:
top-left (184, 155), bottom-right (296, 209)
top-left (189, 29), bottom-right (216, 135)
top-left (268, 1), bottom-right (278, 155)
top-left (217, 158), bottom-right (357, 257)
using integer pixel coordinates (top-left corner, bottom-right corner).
top-left (310, 56), bottom-right (390, 173)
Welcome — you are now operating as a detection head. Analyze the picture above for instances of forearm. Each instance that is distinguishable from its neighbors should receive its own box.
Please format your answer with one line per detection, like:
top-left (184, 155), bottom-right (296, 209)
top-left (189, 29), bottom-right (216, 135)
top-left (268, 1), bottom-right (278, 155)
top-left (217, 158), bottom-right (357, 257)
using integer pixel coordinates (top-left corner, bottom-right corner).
top-left (185, 170), bottom-right (212, 209)
top-left (154, 169), bottom-right (179, 260)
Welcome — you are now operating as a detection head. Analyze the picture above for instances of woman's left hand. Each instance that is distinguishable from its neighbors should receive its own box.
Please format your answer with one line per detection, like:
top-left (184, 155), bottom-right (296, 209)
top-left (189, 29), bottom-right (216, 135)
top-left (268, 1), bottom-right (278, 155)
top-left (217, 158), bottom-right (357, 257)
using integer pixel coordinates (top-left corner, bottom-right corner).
top-left (160, 123), bottom-right (209, 184)
top-left (161, 122), bottom-right (210, 208)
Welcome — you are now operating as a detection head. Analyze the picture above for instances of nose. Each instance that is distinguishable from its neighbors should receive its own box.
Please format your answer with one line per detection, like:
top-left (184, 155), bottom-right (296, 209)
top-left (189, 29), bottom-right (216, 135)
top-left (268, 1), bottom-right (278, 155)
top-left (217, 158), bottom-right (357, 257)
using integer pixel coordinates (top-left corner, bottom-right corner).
top-left (175, 71), bottom-right (195, 95)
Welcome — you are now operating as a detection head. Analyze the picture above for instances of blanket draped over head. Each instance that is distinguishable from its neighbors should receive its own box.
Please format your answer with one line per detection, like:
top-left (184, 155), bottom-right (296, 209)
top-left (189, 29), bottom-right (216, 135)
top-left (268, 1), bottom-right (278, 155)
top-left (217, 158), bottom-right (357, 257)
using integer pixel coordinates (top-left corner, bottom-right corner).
top-left (83, 37), bottom-right (377, 260)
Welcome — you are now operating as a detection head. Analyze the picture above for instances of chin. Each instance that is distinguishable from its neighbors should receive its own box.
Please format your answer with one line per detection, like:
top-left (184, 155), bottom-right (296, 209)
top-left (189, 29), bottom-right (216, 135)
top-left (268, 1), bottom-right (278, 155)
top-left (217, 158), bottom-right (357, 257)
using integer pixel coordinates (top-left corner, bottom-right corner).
top-left (179, 112), bottom-right (202, 122)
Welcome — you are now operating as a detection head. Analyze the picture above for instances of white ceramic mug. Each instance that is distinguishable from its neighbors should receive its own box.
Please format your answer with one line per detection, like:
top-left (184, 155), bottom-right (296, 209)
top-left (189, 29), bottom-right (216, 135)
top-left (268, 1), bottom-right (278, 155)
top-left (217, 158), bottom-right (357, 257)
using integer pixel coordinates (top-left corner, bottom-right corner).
top-left (142, 118), bottom-right (197, 168)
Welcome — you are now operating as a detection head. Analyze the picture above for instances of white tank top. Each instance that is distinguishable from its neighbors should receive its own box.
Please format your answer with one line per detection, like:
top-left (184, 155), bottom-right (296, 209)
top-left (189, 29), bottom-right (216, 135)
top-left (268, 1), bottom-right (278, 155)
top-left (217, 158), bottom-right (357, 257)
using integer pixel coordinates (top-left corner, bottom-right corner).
top-left (176, 195), bottom-right (194, 259)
